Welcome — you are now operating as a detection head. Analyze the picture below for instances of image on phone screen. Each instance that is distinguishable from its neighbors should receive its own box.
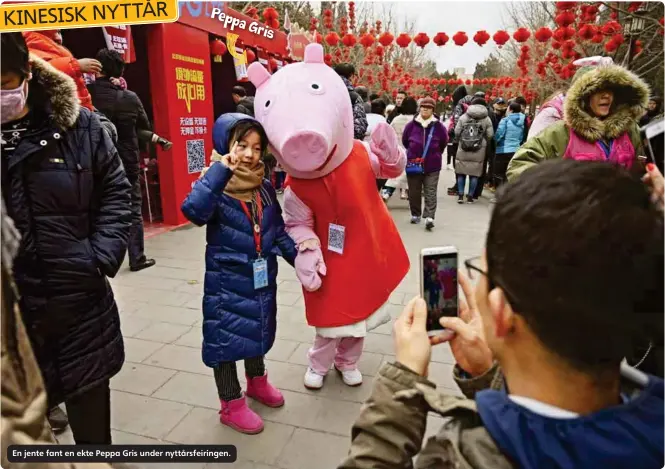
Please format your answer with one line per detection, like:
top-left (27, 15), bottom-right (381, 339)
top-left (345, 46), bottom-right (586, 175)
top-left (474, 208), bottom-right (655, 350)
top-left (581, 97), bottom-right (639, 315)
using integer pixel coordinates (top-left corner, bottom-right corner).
top-left (422, 252), bottom-right (458, 332)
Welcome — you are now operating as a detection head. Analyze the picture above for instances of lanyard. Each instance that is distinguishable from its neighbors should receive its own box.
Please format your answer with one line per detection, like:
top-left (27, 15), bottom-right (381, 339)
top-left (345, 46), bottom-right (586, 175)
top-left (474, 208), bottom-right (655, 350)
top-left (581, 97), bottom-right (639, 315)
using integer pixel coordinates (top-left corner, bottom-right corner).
top-left (322, 172), bottom-right (339, 223)
top-left (597, 140), bottom-right (613, 160)
top-left (240, 190), bottom-right (263, 256)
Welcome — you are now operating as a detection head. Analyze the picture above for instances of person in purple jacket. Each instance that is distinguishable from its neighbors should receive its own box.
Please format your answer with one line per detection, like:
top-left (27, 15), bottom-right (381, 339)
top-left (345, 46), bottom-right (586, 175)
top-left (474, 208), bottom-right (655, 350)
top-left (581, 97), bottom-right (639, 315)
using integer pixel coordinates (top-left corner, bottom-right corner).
top-left (402, 97), bottom-right (448, 231)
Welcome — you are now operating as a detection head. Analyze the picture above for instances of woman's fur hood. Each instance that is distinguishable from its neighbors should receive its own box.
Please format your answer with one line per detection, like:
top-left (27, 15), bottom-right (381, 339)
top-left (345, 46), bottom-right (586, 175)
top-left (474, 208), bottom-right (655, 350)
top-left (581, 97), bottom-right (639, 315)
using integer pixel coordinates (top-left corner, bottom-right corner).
top-left (28, 54), bottom-right (80, 129)
top-left (564, 64), bottom-right (649, 142)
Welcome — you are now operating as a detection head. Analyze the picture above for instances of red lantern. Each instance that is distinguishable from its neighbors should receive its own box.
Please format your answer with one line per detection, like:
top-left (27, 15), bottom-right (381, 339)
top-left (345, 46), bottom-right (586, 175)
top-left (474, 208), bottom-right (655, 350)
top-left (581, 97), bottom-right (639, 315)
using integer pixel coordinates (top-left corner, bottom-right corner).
top-left (513, 27), bottom-right (531, 43)
top-left (375, 45), bottom-right (384, 56)
top-left (262, 7), bottom-right (278, 21)
top-left (465, 79), bottom-right (471, 85)
top-left (633, 39), bottom-right (644, 56)
top-left (628, 2), bottom-right (643, 13)
top-left (602, 21), bottom-right (622, 35)
top-left (482, 78), bottom-right (489, 84)
top-left (210, 39), bottom-right (226, 62)
top-left (245, 48), bottom-right (256, 63)
top-left (268, 57), bottom-right (278, 73)
top-left (604, 39), bottom-right (619, 53)
top-left (473, 30), bottom-right (491, 46)
top-left (552, 40), bottom-right (562, 50)
top-left (578, 24), bottom-right (596, 41)
top-left (453, 31), bottom-right (469, 46)
top-left (554, 26), bottom-right (576, 41)
top-left (433, 32), bottom-right (449, 46)
top-left (315, 32), bottom-right (323, 44)
top-left (309, 17), bottom-right (318, 33)
top-left (379, 32), bottom-right (394, 47)
top-left (555, 10), bottom-right (576, 27)
top-left (359, 33), bottom-right (375, 48)
top-left (413, 32), bottom-right (430, 48)
top-left (591, 33), bottom-right (604, 43)
top-left (611, 33), bottom-right (625, 45)
top-left (493, 30), bottom-right (510, 47)
top-left (535, 27), bottom-right (553, 42)
top-left (325, 32), bottom-right (340, 46)
top-left (555, 2), bottom-right (577, 11)
top-left (447, 78), bottom-right (456, 85)
top-left (396, 33), bottom-right (412, 48)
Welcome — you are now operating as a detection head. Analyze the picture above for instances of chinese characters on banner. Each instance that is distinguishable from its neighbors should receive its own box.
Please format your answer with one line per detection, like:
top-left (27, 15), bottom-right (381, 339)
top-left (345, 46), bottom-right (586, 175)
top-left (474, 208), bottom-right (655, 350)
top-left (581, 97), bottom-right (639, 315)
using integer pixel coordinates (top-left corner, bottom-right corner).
top-left (102, 25), bottom-right (136, 63)
top-left (175, 66), bottom-right (205, 113)
top-left (233, 47), bottom-right (248, 81)
top-left (180, 117), bottom-right (208, 136)
top-left (172, 54), bottom-right (210, 174)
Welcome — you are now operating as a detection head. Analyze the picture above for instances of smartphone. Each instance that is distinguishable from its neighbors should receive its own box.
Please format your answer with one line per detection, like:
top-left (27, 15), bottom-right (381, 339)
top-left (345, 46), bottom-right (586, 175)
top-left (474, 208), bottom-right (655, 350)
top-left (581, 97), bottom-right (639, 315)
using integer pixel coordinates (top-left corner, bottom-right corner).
top-left (639, 117), bottom-right (664, 172)
top-left (420, 246), bottom-right (458, 336)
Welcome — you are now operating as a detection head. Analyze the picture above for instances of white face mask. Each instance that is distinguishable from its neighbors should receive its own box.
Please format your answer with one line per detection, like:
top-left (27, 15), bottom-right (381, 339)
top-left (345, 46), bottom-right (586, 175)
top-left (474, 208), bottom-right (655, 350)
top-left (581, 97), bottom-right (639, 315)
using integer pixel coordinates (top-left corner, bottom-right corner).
top-left (1, 79), bottom-right (29, 124)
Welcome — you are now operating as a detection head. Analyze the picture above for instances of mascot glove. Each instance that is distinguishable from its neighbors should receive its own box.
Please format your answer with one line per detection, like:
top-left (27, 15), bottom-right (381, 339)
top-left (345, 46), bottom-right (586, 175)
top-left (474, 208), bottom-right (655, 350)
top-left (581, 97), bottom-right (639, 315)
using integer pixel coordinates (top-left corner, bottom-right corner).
top-left (295, 246), bottom-right (327, 292)
top-left (369, 122), bottom-right (400, 165)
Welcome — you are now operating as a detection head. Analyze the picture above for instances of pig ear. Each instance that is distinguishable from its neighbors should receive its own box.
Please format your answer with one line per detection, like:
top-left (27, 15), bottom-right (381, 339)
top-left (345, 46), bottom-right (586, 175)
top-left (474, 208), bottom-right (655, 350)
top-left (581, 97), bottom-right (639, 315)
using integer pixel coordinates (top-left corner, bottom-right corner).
top-left (304, 43), bottom-right (324, 64)
top-left (248, 62), bottom-right (271, 88)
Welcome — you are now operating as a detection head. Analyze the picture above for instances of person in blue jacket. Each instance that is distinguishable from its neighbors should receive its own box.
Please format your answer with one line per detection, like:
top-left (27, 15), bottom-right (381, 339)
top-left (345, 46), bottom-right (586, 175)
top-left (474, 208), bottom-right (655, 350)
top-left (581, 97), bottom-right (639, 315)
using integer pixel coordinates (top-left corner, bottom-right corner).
top-left (493, 101), bottom-right (526, 188)
top-left (181, 113), bottom-right (297, 435)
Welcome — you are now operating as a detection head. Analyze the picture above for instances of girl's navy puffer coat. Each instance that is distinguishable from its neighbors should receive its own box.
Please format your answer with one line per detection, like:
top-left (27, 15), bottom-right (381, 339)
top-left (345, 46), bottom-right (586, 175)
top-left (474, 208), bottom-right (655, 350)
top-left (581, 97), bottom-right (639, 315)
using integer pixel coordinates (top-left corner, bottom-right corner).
top-left (181, 114), bottom-right (297, 366)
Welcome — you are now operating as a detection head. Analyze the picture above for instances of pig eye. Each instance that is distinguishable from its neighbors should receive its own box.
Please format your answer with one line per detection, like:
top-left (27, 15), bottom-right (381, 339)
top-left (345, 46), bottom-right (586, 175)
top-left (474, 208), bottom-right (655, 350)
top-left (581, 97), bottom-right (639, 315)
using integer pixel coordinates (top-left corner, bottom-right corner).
top-left (308, 83), bottom-right (325, 95)
top-left (265, 100), bottom-right (271, 107)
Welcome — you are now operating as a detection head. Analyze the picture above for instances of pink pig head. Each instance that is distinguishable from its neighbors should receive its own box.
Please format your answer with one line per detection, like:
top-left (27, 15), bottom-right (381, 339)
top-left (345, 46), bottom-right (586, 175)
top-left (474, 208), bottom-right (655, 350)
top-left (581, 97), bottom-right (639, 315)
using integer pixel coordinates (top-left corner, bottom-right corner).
top-left (247, 43), bottom-right (354, 179)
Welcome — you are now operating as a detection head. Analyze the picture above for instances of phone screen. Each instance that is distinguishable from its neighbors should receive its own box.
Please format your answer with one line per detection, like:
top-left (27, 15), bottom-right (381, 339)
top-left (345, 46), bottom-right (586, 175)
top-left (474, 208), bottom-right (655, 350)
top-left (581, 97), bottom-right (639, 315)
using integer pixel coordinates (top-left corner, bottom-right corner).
top-left (422, 252), bottom-right (458, 332)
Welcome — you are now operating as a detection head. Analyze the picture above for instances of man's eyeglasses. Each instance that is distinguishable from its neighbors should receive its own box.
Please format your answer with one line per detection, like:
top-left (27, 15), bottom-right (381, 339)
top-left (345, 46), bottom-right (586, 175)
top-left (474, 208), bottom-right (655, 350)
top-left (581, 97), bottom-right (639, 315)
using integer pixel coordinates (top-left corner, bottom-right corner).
top-left (463, 256), bottom-right (520, 311)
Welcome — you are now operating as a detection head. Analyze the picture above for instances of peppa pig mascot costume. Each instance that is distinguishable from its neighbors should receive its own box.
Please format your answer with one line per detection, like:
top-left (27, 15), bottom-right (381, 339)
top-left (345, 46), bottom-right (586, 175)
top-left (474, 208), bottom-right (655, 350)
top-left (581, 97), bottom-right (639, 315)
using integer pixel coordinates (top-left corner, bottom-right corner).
top-left (247, 43), bottom-right (410, 389)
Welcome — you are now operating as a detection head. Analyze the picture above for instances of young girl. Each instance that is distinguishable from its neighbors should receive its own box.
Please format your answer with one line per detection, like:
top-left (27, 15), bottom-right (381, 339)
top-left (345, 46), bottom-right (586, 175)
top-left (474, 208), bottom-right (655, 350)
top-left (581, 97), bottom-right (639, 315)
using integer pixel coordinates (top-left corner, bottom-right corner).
top-left (181, 113), bottom-right (297, 435)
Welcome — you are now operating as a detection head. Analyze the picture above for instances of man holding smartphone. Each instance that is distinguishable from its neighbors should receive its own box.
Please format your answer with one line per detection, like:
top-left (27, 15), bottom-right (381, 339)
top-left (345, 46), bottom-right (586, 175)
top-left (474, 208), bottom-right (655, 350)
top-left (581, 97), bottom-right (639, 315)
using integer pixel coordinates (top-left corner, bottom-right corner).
top-left (339, 160), bottom-right (664, 469)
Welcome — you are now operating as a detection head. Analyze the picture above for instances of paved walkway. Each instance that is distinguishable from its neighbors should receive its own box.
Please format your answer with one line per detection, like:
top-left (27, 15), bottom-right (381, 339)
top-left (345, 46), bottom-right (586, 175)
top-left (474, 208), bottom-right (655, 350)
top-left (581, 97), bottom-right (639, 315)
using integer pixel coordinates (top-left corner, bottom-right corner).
top-left (57, 170), bottom-right (493, 469)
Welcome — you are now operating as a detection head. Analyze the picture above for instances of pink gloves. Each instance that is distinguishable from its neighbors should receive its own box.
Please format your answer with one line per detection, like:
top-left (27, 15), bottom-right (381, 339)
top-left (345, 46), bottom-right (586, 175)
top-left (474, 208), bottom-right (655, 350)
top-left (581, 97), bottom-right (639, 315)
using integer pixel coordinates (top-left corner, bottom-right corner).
top-left (367, 122), bottom-right (406, 179)
top-left (295, 239), bottom-right (326, 292)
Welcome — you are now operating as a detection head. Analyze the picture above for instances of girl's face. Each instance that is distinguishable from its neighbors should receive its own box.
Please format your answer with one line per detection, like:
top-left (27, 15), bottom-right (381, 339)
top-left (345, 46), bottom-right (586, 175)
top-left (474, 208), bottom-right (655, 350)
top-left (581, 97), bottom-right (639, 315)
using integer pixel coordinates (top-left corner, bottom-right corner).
top-left (588, 89), bottom-right (614, 118)
top-left (234, 129), bottom-right (263, 168)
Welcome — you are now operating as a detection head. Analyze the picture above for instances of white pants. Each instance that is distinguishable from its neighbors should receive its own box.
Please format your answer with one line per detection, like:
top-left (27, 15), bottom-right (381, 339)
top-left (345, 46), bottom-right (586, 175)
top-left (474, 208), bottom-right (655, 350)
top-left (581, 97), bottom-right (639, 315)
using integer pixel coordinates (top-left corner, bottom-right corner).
top-left (384, 171), bottom-right (408, 190)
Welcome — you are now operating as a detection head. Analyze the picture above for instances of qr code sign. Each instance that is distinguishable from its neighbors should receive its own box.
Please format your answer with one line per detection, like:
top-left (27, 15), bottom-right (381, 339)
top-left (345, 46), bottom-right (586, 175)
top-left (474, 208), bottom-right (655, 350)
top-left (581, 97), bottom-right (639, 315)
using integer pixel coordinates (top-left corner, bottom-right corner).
top-left (327, 223), bottom-right (345, 254)
top-left (186, 139), bottom-right (206, 174)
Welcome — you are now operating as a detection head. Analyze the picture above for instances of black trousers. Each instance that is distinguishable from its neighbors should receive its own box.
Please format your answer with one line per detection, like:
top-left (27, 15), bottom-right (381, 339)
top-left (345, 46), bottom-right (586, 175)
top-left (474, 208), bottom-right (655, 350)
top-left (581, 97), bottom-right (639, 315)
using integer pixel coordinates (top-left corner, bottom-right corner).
top-left (213, 356), bottom-right (265, 401)
top-left (64, 379), bottom-right (112, 445)
top-left (493, 152), bottom-right (515, 188)
top-left (127, 177), bottom-right (146, 267)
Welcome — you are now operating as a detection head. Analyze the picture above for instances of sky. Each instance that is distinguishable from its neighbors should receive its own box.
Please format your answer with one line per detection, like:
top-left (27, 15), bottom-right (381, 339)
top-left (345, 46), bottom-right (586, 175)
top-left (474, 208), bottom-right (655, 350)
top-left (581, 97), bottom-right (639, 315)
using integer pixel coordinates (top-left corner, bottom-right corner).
top-left (390, 1), bottom-right (508, 75)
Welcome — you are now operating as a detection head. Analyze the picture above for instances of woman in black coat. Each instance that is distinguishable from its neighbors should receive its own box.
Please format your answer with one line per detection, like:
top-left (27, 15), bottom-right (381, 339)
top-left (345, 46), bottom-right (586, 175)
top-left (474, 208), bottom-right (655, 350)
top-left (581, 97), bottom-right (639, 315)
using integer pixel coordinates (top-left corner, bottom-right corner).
top-left (1, 33), bottom-right (131, 445)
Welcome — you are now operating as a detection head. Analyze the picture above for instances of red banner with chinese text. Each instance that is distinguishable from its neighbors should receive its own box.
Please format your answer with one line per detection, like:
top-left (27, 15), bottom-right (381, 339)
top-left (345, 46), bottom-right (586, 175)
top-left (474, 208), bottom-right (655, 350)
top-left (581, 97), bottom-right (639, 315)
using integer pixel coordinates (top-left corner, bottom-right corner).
top-left (102, 25), bottom-right (136, 63)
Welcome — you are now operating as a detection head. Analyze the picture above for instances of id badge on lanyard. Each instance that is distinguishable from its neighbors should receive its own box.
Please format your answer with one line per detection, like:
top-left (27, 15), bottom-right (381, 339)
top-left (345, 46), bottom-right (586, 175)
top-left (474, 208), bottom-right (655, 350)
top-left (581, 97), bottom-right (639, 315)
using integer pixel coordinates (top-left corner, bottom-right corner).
top-left (323, 177), bottom-right (345, 255)
top-left (241, 193), bottom-right (268, 290)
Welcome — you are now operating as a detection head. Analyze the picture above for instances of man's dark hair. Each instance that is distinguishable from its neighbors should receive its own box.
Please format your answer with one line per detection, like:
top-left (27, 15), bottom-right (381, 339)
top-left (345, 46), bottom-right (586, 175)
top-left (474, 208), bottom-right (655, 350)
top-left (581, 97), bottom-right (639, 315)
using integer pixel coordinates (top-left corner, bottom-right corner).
top-left (487, 160), bottom-right (664, 377)
top-left (471, 97), bottom-right (487, 107)
top-left (397, 89), bottom-right (407, 97)
top-left (370, 98), bottom-right (386, 116)
top-left (400, 97), bottom-right (418, 115)
top-left (232, 85), bottom-right (247, 97)
top-left (508, 102), bottom-right (522, 114)
top-left (369, 93), bottom-right (380, 102)
top-left (1, 33), bottom-right (30, 79)
top-left (333, 63), bottom-right (355, 79)
top-left (96, 48), bottom-right (125, 79)
top-left (354, 86), bottom-right (368, 101)
top-left (229, 120), bottom-right (268, 154)
top-left (514, 96), bottom-right (527, 107)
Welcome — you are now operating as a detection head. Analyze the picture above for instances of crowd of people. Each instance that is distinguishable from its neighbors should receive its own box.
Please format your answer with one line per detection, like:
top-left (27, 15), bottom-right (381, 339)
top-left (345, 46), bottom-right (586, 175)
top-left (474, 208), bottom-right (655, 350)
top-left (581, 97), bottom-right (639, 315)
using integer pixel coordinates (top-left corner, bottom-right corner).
top-left (1, 28), bottom-right (664, 469)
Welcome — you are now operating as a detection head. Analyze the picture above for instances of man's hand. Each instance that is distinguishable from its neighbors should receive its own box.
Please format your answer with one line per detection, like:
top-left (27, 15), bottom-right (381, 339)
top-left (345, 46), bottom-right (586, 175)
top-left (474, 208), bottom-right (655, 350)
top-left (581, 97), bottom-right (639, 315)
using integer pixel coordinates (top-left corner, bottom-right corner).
top-left (430, 271), bottom-right (493, 377)
top-left (394, 297), bottom-right (431, 377)
top-left (78, 58), bottom-right (102, 74)
top-left (642, 163), bottom-right (664, 211)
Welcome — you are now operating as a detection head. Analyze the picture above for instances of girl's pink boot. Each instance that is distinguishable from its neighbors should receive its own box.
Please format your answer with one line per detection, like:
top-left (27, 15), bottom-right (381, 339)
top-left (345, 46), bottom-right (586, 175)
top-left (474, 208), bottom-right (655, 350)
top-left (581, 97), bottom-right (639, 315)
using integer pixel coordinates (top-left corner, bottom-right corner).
top-left (219, 394), bottom-right (264, 434)
top-left (246, 373), bottom-right (285, 407)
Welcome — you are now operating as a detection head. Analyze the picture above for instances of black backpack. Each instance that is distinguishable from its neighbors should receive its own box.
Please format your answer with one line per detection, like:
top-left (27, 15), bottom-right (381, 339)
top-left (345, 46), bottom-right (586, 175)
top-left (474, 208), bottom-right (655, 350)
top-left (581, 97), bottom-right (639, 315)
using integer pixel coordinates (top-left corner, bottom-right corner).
top-left (459, 120), bottom-right (485, 152)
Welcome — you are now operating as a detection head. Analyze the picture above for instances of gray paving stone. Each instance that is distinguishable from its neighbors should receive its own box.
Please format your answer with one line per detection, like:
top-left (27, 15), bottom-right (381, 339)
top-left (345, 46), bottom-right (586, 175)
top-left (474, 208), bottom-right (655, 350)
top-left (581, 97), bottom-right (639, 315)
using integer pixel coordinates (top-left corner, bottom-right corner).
top-left (111, 390), bottom-right (192, 439)
top-left (174, 326), bottom-right (203, 348)
top-left (135, 322), bottom-right (192, 344)
top-left (111, 362), bottom-right (177, 396)
top-left (265, 338), bottom-right (299, 362)
top-left (165, 407), bottom-right (295, 465)
top-left (275, 428), bottom-right (349, 469)
top-left (152, 371), bottom-right (219, 409)
top-left (131, 302), bottom-right (201, 326)
top-left (362, 333), bottom-right (395, 355)
top-left (144, 344), bottom-right (211, 376)
top-left (276, 291), bottom-right (301, 307)
top-left (120, 315), bottom-right (153, 338)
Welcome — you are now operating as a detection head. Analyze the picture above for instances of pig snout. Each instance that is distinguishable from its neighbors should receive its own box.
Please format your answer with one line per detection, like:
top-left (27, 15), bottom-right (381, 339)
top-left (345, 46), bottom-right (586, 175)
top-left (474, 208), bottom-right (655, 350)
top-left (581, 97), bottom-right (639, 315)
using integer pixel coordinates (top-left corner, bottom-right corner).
top-left (280, 131), bottom-right (332, 171)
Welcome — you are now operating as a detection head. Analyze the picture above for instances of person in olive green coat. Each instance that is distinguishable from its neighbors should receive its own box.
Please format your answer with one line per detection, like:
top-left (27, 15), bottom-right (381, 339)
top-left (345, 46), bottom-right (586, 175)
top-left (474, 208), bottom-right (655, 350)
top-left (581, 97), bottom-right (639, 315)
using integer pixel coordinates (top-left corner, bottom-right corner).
top-left (338, 160), bottom-right (664, 469)
top-left (507, 63), bottom-right (649, 181)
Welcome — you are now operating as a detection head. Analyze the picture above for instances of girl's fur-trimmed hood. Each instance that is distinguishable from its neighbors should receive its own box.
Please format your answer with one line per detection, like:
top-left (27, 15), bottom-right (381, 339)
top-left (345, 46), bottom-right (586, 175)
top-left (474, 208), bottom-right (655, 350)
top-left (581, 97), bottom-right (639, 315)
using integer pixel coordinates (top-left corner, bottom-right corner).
top-left (28, 54), bottom-right (80, 129)
top-left (564, 64), bottom-right (649, 142)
